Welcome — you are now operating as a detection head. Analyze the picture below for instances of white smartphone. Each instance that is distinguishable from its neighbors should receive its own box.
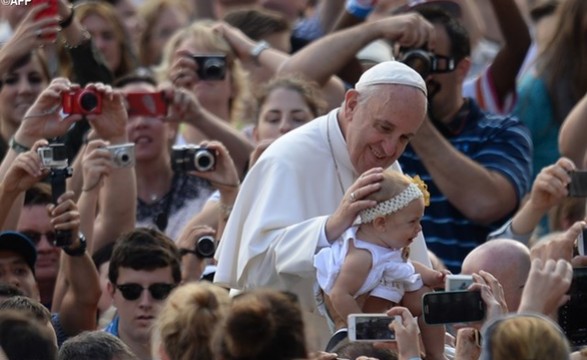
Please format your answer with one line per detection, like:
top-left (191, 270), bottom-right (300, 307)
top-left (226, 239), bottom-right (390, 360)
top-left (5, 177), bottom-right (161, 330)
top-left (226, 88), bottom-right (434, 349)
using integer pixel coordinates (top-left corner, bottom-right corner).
top-left (578, 228), bottom-right (586, 256)
top-left (347, 313), bottom-right (401, 342)
top-left (445, 274), bottom-right (474, 291)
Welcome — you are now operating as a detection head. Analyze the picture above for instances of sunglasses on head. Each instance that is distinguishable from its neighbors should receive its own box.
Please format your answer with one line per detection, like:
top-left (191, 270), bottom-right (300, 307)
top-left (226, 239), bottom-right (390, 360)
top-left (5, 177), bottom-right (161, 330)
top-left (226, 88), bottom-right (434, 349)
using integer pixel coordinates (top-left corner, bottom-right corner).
top-left (20, 231), bottom-right (56, 245)
top-left (115, 283), bottom-right (176, 301)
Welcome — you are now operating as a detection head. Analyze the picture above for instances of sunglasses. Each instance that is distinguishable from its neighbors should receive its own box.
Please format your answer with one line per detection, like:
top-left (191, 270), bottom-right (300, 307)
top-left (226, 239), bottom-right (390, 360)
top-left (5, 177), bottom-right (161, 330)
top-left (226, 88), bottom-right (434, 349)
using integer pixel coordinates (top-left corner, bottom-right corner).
top-left (20, 231), bottom-right (56, 245)
top-left (115, 283), bottom-right (176, 301)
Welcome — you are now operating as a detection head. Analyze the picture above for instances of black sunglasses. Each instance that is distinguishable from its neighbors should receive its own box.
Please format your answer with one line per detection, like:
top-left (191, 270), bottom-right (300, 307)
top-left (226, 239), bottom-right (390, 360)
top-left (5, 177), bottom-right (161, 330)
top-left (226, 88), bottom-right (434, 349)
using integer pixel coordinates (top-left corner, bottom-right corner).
top-left (20, 231), bottom-right (56, 245)
top-left (115, 283), bottom-right (176, 301)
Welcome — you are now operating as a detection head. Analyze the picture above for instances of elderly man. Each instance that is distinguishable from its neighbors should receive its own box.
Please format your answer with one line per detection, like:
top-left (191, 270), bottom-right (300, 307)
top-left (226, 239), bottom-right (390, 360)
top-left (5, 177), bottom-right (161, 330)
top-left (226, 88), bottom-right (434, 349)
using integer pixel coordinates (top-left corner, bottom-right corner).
top-left (215, 60), bottom-right (432, 311)
top-left (461, 239), bottom-right (531, 311)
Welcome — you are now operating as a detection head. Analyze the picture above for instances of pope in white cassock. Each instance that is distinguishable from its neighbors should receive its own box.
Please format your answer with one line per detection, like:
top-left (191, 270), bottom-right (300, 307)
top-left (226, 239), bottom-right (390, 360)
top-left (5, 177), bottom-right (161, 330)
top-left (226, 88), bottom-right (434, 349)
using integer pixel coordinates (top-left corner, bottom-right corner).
top-left (214, 61), bottom-right (432, 314)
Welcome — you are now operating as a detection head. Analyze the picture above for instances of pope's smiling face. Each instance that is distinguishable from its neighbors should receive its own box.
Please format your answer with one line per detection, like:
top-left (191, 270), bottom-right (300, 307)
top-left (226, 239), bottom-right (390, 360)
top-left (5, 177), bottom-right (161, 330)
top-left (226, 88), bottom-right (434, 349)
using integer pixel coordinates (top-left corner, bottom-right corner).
top-left (343, 84), bottom-right (427, 174)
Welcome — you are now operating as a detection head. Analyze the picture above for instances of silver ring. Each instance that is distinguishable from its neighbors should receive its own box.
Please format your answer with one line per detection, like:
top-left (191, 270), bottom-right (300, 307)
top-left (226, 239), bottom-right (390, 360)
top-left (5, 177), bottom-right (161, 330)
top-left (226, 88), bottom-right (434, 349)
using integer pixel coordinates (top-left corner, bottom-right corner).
top-left (350, 192), bottom-right (356, 202)
top-left (35, 29), bottom-right (42, 38)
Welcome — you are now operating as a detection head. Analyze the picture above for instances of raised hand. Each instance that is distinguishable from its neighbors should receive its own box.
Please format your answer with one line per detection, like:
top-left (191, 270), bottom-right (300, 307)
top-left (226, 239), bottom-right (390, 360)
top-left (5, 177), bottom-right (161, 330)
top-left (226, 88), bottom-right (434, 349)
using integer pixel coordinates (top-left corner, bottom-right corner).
top-left (85, 83), bottom-right (128, 142)
top-left (2, 139), bottom-right (49, 194)
top-left (14, 78), bottom-right (83, 146)
top-left (81, 139), bottom-right (114, 193)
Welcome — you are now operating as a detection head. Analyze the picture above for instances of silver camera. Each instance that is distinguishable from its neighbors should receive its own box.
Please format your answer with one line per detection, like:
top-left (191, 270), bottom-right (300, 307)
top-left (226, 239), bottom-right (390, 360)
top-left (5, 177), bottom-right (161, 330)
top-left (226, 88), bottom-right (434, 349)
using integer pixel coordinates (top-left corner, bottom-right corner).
top-left (171, 145), bottom-right (216, 172)
top-left (106, 143), bottom-right (135, 168)
top-left (37, 143), bottom-right (68, 169)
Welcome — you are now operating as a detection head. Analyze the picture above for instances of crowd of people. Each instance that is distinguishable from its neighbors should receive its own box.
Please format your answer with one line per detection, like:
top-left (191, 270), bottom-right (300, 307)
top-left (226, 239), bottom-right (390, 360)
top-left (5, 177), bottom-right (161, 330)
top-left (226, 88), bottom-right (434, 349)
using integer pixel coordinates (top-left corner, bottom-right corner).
top-left (0, 0), bottom-right (586, 359)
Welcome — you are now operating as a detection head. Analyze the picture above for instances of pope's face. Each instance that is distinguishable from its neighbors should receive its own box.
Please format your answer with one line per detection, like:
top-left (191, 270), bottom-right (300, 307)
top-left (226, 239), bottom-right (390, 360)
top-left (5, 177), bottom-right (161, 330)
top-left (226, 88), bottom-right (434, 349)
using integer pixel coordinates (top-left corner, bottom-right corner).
top-left (344, 85), bottom-right (426, 174)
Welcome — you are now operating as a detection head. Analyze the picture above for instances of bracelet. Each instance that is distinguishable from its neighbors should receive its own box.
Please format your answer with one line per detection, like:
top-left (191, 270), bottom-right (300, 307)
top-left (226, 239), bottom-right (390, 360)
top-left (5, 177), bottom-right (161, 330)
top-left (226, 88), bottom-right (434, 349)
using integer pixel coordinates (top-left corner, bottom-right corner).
top-left (250, 40), bottom-right (270, 65)
top-left (9, 136), bottom-right (30, 154)
top-left (59, 5), bottom-right (75, 29)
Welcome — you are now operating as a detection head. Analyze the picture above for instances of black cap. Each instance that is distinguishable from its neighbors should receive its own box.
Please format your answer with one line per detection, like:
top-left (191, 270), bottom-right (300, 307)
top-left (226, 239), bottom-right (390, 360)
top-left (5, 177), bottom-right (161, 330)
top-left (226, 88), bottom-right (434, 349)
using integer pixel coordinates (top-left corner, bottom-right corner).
top-left (0, 231), bottom-right (37, 274)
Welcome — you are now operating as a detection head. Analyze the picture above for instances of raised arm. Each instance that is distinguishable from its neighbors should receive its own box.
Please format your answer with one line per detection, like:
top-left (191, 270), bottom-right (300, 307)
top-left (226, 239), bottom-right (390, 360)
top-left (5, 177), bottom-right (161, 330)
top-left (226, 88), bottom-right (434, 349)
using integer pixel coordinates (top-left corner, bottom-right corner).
top-left (85, 84), bottom-right (136, 253)
top-left (49, 190), bottom-right (101, 338)
top-left (484, 0), bottom-right (531, 106)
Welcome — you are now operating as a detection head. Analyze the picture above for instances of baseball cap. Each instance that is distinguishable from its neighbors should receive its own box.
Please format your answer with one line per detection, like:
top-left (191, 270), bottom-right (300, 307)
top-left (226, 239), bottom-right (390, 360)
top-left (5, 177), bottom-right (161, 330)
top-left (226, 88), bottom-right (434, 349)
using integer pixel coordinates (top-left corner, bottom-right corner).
top-left (394, 0), bottom-right (462, 17)
top-left (0, 231), bottom-right (37, 274)
top-left (355, 60), bottom-right (427, 97)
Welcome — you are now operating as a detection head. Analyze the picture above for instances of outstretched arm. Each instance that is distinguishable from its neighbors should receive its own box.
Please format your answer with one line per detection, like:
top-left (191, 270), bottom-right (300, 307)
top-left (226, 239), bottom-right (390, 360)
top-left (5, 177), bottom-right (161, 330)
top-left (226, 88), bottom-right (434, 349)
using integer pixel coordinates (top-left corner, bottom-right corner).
top-left (484, 0), bottom-right (531, 107)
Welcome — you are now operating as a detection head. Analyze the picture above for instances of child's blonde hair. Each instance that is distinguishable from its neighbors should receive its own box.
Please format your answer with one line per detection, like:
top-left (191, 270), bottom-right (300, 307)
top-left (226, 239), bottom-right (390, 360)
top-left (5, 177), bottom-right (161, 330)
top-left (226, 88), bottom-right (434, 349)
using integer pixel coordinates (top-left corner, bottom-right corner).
top-left (365, 170), bottom-right (414, 203)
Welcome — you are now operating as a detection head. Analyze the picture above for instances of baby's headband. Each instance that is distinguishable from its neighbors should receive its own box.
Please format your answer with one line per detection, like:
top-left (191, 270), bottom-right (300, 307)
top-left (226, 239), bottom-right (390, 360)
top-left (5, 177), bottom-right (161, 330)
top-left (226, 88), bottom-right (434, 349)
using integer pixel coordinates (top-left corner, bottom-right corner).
top-left (359, 175), bottom-right (430, 224)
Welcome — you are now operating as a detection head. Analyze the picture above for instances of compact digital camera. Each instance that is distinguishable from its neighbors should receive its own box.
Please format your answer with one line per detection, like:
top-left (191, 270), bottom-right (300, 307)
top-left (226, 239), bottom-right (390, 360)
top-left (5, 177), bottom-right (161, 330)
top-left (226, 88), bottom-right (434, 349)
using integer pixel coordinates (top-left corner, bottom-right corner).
top-left (37, 143), bottom-right (68, 169)
top-left (171, 145), bottom-right (216, 172)
top-left (192, 55), bottom-right (227, 81)
top-left (400, 49), bottom-right (456, 78)
top-left (105, 143), bottom-right (135, 168)
top-left (62, 89), bottom-right (102, 115)
top-left (195, 235), bottom-right (216, 258)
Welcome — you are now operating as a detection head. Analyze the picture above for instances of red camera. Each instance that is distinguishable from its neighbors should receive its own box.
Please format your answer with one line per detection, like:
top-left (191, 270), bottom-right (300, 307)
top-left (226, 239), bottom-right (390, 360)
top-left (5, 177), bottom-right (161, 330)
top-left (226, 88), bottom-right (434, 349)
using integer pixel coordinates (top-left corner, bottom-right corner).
top-left (125, 91), bottom-right (168, 117)
top-left (62, 89), bottom-right (102, 115)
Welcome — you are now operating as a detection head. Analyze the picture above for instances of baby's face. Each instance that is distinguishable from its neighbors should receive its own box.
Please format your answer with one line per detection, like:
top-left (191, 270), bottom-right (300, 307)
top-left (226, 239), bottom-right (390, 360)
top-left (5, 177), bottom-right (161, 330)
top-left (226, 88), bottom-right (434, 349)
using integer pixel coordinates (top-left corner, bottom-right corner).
top-left (380, 197), bottom-right (425, 249)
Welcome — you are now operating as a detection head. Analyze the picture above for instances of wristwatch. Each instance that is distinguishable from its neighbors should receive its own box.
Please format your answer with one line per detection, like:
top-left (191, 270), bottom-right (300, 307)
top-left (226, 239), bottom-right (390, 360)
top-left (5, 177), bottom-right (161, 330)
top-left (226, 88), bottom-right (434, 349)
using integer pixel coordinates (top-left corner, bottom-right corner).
top-left (9, 136), bottom-right (30, 154)
top-left (250, 40), bottom-right (270, 65)
top-left (63, 232), bottom-right (87, 257)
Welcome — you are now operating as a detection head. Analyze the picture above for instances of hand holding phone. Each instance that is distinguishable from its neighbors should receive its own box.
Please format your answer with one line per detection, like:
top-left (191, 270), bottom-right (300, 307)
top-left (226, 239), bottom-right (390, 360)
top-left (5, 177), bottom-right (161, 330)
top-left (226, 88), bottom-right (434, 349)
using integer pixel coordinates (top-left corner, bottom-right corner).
top-left (347, 313), bottom-right (401, 342)
top-left (558, 267), bottom-right (587, 348)
top-left (31, 0), bottom-right (59, 41)
top-left (568, 170), bottom-right (587, 197)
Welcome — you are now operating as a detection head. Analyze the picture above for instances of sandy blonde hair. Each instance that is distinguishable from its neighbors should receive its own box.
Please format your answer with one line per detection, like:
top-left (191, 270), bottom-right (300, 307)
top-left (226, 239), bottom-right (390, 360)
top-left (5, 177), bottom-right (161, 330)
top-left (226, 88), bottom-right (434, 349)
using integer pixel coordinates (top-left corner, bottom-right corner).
top-left (156, 282), bottom-right (230, 360)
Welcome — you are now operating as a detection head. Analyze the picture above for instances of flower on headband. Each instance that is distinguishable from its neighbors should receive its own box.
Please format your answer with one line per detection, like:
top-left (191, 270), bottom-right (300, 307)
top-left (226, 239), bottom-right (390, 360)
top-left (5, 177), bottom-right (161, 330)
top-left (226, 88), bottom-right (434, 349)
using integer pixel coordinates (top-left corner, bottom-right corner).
top-left (410, 175), bottom-right (430, 206)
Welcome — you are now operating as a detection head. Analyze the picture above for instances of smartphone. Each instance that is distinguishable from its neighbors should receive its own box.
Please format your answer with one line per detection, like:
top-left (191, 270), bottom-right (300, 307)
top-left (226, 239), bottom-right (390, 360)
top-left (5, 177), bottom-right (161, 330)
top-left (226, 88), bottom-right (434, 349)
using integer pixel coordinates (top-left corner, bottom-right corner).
top-left (423, 291), bottom-right (485, 325)
top-left (578, 228), bottom-right (587, 257)
top-left (445, 274), bottom-right (474, 291)
top-left (558, 267), bottom-right (587, 349)
top-left (125, 92), bottom-right (168, 117)
top-left (347, 314), bottom-right (400, 342)
top-left (31, 0), bottom-right (58, 41)
top-left (568, 170), bottom-right (587, 197)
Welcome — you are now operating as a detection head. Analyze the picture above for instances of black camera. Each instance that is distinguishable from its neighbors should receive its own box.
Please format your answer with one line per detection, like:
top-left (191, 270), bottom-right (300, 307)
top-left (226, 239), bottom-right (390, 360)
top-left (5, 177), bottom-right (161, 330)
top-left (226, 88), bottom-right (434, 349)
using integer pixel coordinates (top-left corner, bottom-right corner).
top-left (171, 145), bottom-right (216, 172)
top-left (195, 235), bottom-right (216, 258)
top-left (192, 55), bottom-right (227, 81)
top-left (38, 143), bottom-right (74, 247)
top-left (180, 235), bottom-right (216, 259)
top-left (399, 49), bottom-right (456, 78)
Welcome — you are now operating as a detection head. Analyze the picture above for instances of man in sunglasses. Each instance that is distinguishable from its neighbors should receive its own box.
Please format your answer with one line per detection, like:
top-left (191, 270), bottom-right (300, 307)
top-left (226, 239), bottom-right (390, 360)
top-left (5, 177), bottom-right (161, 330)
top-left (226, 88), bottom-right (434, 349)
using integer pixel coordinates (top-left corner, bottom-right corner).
top-left (16, 183), bottom-right (61, 308)
top-left (396, 7), bottom-right (532, 273)
top-left (105, 228), bottom-right (181, 360)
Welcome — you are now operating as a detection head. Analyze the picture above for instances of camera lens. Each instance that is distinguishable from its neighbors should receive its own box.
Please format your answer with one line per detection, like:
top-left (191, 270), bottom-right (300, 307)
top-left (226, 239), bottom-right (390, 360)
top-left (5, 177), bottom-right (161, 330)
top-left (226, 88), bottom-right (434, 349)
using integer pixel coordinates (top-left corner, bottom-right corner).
top-left (79, 92), bottom-right (99, 112)
top-left (400, 49), bottom-right (432, 78)
top-left (194, 149), bottom-right (215, 172)
top-left (203, 59), bottom-right (225, 80)
top-left (195, 236), bottom-right (216, 258)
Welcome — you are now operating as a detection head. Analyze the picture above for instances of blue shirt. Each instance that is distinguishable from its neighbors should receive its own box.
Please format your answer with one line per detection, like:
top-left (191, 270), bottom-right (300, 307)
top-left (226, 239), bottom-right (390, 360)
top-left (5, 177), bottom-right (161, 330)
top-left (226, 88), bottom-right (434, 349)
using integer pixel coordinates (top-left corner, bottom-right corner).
top-left (399, 99), bottom-right (532, 273)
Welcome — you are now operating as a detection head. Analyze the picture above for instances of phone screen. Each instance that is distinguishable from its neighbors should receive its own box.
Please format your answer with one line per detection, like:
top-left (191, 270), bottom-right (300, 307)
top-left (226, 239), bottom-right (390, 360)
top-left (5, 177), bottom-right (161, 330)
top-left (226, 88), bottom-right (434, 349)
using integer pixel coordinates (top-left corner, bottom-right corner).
top-left (558, 267), bottom-right (587, 348)
top-left (568, 171), bottom-right (587, 197)
top-left (125, 92), bottom-right (168, 117)
top-left (423, 291), bottom-right (485, 325)
top-left (348, 315), bottom-right (396, 342)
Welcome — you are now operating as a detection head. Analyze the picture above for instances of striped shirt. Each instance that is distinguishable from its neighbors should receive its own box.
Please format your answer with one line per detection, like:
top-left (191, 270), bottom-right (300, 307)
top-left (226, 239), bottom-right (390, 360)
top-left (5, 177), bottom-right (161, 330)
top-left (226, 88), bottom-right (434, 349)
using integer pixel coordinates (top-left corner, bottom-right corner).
top-left (399, 99), bottom-right (532, 273)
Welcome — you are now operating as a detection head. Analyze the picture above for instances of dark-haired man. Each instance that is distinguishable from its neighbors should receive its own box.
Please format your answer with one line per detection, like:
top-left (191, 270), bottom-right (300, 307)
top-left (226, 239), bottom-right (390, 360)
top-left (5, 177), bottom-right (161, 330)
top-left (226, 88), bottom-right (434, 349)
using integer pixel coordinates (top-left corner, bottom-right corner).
top-left (105, 228), bottom-right (181, 360)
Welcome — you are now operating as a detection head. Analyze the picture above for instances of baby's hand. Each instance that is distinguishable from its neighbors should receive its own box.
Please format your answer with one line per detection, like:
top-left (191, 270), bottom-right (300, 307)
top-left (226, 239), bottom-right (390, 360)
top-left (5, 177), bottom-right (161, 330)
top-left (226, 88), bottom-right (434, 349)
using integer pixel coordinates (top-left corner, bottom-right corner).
top-left (412, 260), bottom-right (448, 289)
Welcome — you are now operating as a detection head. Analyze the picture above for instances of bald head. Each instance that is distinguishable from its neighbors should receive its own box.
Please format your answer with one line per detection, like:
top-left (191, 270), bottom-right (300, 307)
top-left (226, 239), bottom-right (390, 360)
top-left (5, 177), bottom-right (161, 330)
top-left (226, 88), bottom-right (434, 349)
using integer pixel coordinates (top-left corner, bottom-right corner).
top-left (461, 239), bottom-right (531, 311)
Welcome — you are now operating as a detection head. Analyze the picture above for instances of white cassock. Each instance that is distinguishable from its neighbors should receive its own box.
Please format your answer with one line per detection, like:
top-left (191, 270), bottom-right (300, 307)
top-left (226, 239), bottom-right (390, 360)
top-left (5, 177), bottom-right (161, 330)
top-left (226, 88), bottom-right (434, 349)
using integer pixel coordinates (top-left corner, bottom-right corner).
top-left (214, 108), bottom-right (431, 311)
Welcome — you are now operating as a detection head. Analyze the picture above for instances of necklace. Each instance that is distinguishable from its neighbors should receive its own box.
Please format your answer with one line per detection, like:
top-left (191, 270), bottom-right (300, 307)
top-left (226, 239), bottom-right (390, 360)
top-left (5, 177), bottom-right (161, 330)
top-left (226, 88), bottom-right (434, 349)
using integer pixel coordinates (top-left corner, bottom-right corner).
top-left (326, 118), bottom-right (346, 196)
